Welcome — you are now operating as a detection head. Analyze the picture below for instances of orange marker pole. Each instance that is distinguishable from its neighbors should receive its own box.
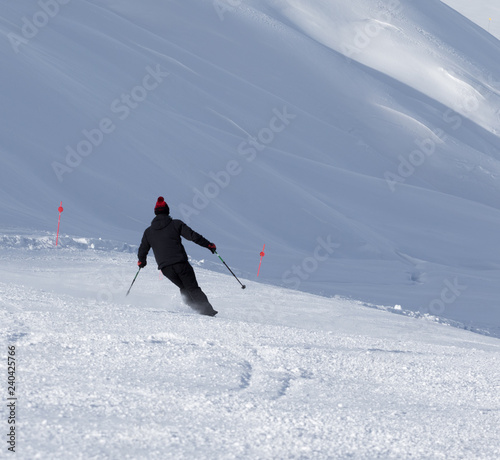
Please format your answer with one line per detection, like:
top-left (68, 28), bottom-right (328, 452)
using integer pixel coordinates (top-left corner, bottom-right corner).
top-left (257, 244), bottom-right (266, 277)
top-left (55, 201), bottom-right (63, 247)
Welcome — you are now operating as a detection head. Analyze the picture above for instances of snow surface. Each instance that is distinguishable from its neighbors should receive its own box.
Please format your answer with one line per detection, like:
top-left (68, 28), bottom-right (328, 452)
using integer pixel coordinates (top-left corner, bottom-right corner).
top-left (1, 0), bottom-right (500, 457)
top-left (2, 0), bottom-right (500, 336)
top-left (1, 242), bottom-right (500, 459)
top-left (441, 0), bottom-right (500, 40)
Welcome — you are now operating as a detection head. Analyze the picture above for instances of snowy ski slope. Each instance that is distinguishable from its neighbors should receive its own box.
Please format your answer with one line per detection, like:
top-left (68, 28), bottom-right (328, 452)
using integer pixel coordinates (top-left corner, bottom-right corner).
top-left (2, 0), bottom-right (500, 334)
top-left (1, 1), bottom-right (500, 456)
top-left (1, 242), bottom-right (499, 459)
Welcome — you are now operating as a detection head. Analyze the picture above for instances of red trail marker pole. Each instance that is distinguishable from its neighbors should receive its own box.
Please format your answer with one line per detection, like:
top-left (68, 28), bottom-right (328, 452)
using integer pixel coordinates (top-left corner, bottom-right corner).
top-left (257, 244), bottom-right (266, 277)
top-left (55, 201), bottom-right (63, 247)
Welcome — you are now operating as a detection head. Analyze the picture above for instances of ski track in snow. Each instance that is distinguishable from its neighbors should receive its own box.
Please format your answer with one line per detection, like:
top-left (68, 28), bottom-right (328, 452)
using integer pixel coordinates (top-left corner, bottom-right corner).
top-left (1, 247), bottom-right (499, 459)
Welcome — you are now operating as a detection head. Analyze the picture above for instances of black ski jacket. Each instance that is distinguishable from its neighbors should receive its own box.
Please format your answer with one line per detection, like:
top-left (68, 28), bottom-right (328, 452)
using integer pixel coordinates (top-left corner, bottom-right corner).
top-left (138, 215), bottom-right (211, 269)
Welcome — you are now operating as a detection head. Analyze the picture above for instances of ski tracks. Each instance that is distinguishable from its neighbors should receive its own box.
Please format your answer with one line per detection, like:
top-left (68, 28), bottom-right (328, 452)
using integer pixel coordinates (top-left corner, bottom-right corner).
top-left (235, 353), bottom-right (313, 402)
top-left (222, 334), bottom-right (317, 402)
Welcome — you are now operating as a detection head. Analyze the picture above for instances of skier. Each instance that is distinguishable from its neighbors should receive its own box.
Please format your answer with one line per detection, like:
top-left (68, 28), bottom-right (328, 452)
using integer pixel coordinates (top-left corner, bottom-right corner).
top-left (137, 197), bottom-right (218, 317)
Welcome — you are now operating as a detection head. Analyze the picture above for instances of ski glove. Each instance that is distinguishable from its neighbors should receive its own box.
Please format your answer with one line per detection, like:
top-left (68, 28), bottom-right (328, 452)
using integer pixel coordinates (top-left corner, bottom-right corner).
top-left (208, 243), bottom-right (216, 254)
top-left (137, 260), bottom-right (147, 268)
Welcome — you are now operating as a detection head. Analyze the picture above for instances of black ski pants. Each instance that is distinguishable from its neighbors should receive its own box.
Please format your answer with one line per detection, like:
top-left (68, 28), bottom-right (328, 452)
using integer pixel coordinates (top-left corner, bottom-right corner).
top-left (161, 261), bottom-right (216, 316)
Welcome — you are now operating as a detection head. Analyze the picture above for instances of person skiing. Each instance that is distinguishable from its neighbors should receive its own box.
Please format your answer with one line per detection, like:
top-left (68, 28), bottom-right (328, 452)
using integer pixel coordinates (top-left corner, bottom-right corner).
top-left (137, 196), bottom-right (218, 317)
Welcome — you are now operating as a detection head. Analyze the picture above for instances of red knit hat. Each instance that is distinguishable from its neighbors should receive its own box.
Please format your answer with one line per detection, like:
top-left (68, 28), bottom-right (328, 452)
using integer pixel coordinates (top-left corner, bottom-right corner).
top-left (154, 196), bottom-right (170, 215)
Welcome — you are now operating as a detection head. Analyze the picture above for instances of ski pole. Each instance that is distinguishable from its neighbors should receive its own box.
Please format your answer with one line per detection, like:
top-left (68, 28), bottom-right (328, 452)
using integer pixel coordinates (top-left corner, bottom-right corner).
top-left (215, 251), bottom-right (246, 289)
top-left (126, 267), bottom-right (141, 296)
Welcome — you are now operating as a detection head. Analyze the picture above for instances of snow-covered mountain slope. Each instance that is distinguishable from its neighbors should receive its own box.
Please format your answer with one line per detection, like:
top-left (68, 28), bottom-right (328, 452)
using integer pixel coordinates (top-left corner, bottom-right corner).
top-left (1, 0), bottom-right (500, 335)
top-left (442, 0), bottom-right (500, 39)
top-left (1, 245), bottom-right (499, 459)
